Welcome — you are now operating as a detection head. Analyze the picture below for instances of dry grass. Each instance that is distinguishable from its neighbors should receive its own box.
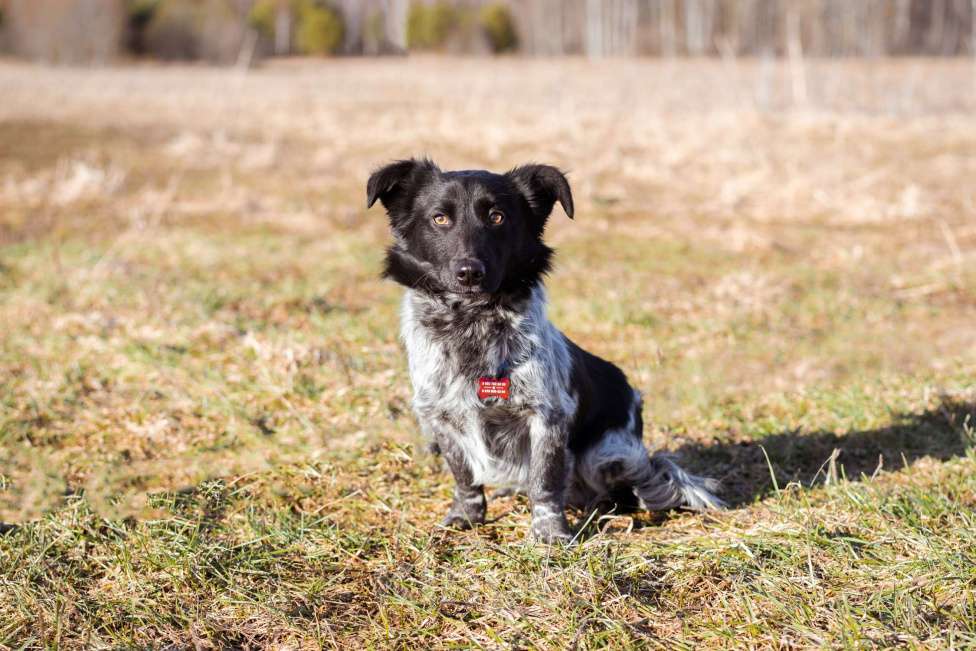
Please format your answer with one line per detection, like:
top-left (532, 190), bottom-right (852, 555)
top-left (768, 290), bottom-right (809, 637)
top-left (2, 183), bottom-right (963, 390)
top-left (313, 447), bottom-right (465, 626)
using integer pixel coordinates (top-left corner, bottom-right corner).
top-left (1, 56), bottom-right (975, 648)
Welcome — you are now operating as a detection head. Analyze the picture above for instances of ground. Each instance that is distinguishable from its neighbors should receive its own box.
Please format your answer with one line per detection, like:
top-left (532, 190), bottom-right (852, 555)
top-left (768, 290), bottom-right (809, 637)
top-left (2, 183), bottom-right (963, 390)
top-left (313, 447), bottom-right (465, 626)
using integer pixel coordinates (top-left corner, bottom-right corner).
top-left (1, 57), bottom-right (975, 649)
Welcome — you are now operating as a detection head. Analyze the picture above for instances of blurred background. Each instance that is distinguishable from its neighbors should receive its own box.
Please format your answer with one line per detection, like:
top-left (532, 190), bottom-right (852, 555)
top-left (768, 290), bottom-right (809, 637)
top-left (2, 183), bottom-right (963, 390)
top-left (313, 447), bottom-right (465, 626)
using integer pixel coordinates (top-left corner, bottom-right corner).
top-left (1, 3), bottom-right (976, 646)
top-left (1, 1), bottom-right (975, 519)
top-left (0, 0), bottom-right (974, 64)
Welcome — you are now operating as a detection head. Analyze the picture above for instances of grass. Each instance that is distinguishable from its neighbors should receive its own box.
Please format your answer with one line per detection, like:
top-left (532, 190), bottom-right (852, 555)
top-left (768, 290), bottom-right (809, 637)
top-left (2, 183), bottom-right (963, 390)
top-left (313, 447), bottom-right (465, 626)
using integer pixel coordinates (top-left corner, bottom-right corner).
top-left (1, 56), bottom-right (975, 648)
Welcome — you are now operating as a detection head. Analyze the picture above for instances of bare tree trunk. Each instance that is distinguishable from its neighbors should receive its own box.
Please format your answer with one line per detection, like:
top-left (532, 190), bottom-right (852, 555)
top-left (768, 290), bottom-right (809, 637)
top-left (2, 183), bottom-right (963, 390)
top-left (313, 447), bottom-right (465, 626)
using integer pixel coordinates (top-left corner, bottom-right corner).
top-left (236, 27), bottom-right (258, 70)
top-left (948, 0), bottom-right (970, 55)
top-left (686, 0), bottom-right (704, 54)
top-left (757, 0), bottom-right (775, 56)
top-left (384, 0), bottom-right (408, 52)
top-left (972, 0), bottom-right (976, 55)
top-left (892, 0), bottom-right (912, 54)
top-left (335, 0), bottom-right (364, 54)
top-left (660, 0), bottom-right (677, 56)
top-left (551, 0), bottom-right (566, 56)
top-left (868, 0), bottom-right (885, 56)
top-left (844, 0), bottom-right (858, 55)
top-left (585, 0), bottom-right (603, 57)
top-left (786, 2), bottom-right (807, 105)
top-left (972, 0), bottom-right (976, 93)
top-left (927, 0), bottom-right (947, 54)
top-left (274, 0), bottom-right (291, 56)
top-left (684, 0), bottom-right (716, 55)
top-left (808, 0), bottom-right (825, 54)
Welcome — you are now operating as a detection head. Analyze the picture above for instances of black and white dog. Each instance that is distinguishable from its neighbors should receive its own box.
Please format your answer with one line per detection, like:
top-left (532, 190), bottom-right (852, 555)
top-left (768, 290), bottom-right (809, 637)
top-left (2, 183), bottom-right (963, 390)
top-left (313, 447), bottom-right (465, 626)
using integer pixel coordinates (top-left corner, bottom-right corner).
top-left (367, 159), bottom-right (722, 542)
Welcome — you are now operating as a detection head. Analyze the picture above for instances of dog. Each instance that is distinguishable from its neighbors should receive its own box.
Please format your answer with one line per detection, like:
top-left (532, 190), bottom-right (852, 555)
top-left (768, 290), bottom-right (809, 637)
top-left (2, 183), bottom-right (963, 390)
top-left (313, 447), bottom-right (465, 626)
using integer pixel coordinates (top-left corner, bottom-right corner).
top-left (367, 158), bottom-right (722, 542)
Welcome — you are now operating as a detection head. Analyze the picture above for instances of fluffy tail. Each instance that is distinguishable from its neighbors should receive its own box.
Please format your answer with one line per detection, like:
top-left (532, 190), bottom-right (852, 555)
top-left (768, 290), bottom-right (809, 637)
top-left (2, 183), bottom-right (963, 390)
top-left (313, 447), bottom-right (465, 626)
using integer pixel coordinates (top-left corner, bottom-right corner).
top-left (632, 453), bottom-right (725, 512)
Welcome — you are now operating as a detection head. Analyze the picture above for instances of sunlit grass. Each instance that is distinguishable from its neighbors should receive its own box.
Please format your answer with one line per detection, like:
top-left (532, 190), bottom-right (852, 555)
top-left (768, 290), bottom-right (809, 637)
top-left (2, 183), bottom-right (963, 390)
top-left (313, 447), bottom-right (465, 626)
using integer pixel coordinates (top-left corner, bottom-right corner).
top-left (1, 58), bottom-right (975, 648)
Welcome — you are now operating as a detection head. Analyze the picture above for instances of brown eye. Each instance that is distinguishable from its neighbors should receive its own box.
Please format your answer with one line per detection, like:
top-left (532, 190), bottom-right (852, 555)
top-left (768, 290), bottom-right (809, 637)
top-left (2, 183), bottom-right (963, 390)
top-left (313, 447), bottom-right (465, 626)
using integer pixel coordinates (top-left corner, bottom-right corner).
top-left (489, 211), bottom-right (505, 225)
top-left (432, 214), bottom-right (450, 226)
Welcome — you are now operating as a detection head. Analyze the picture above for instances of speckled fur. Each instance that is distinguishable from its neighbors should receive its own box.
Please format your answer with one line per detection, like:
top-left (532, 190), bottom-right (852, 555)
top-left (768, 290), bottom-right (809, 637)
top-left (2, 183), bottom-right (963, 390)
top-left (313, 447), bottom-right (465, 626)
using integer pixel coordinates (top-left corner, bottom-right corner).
top-left (401, 283), bottom-right (723, 542)
top-left (369, 158), bottom-right (723, 542)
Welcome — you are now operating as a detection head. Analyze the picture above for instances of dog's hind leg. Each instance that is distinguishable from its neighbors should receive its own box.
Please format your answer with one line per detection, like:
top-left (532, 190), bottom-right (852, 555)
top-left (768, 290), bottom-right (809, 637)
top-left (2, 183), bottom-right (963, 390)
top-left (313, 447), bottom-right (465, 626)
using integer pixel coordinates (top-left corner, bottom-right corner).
top-left (578, 431), bottom-right (724, 512)
top-left (631, 453), bottom-right (724, 512)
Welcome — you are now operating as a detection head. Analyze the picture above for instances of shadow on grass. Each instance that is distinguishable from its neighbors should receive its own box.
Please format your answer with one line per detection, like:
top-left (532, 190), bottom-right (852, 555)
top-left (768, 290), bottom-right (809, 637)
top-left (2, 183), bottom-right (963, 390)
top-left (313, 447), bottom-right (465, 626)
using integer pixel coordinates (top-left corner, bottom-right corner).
top-left (506, 398), bottom-right (975, 538)
top-left (676, 397), bottom-right (975, 508)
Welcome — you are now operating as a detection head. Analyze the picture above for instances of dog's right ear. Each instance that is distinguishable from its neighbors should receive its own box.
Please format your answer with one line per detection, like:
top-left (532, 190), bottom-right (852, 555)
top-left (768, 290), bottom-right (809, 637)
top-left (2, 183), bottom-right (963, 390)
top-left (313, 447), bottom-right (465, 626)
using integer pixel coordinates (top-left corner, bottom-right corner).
top-left (366, 158), bottom-right (439, 211)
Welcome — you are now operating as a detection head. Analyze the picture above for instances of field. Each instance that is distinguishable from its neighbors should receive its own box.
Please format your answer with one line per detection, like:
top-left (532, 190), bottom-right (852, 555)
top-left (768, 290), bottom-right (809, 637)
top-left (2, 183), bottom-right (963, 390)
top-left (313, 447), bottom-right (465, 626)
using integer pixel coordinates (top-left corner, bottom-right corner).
top-left (1, 56), bottom-right (976, 648)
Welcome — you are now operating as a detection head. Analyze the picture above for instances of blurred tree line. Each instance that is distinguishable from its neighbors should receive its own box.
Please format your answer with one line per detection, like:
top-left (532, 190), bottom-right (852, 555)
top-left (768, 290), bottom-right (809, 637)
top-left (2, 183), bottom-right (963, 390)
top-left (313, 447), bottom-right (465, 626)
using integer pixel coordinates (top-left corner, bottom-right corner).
top-left (0, 0), bottom-right (973, 65)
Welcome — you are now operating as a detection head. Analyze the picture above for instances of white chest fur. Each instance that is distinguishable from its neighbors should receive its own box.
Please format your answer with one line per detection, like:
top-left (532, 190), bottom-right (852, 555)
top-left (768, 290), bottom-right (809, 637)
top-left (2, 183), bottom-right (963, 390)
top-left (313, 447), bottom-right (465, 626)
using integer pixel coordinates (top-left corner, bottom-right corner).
top-left (399, 287), bottom-right (576, 487)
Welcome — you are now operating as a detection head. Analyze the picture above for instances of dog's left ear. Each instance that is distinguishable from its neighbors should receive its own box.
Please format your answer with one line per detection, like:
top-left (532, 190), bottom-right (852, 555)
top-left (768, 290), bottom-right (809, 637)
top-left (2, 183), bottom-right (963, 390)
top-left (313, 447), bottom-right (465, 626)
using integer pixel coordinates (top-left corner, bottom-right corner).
top-left (506, 164), bottom-right (574, 221)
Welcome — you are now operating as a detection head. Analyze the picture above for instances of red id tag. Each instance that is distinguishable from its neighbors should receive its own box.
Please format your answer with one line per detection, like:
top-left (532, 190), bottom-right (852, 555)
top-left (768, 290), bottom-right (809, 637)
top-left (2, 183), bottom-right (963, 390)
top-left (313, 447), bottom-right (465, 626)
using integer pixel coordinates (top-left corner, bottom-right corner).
top-left (478, 377), bottom-right (510, 400)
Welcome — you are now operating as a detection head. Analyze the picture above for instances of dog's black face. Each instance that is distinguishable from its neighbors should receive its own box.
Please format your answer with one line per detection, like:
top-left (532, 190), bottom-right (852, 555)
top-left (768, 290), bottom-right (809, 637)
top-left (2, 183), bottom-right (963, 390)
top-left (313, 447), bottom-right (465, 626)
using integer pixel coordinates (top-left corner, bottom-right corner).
top-left (367, 159), bottom-right (573, 297)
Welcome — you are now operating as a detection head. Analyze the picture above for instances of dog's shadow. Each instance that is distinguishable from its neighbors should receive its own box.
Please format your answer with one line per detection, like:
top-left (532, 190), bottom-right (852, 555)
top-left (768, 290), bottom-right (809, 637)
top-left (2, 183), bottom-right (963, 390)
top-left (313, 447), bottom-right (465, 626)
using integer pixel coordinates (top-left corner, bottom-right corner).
top-left (568, 396), bottom-right (974, 536)
top-left (674, 396), bottom-right (974, 509)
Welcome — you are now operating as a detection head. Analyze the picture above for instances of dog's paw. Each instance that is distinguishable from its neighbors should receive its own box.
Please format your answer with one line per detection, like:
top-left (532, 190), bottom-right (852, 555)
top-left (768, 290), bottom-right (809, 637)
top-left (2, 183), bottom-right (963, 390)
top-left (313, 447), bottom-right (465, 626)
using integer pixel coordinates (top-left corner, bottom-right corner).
top-left (530, 516), bottom-right (574, 544)
top-left (441, 497), bottom-right (486, 530)
top-left (441, 509), bottom-right (485, 530)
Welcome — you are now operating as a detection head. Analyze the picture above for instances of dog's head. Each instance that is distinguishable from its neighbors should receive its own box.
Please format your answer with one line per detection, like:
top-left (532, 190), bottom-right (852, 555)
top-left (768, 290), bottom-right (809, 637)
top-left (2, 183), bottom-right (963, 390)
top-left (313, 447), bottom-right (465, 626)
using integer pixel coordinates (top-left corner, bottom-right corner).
top-left (367, 158), bottom-right (573, 297)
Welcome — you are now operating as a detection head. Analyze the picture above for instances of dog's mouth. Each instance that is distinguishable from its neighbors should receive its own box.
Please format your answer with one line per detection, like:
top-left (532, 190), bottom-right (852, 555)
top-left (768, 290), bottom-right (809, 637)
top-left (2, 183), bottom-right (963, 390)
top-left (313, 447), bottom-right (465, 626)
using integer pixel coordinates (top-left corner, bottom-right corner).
top-left (454, 285), bottom-right (489, 295)
top-left (442, 272), bottom-right (499, 296)
top-left (449, 279), bottom-right (504, 296)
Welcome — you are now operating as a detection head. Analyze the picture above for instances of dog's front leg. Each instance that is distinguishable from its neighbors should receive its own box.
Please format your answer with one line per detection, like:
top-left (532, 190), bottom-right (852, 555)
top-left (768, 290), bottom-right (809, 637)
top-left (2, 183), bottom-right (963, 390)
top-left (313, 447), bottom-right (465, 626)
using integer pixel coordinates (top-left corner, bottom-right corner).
top-left (528, 414), bottom-right (573, 543)
top-left (427, 422), bottom-right (486, 530)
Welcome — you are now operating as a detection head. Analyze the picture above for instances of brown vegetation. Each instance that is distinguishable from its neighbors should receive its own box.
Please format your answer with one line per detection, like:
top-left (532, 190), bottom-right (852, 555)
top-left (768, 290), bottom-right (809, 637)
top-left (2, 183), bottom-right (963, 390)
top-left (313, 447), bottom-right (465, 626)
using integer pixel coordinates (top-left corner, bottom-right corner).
top-left (0, 0), bottom-right (973, 63)
top-left (0, 58), bottom-right (975, 648)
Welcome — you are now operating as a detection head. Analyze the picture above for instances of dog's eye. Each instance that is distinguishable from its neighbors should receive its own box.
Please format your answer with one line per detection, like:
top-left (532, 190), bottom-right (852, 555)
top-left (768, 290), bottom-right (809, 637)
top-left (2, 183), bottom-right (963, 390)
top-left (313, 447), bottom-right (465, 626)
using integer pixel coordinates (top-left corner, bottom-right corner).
top-left (432, 214), bottom-right (451, 227)
top-left (488, 211), bottom-right (505, 225)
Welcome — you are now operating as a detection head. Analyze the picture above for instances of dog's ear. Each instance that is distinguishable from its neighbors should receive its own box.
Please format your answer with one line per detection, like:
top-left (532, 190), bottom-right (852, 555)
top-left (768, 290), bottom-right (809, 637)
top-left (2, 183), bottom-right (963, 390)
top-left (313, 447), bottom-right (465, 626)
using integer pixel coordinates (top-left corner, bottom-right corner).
top-left (506, 164), bottom-right (574, 221)
top-left (366, 158), bottom-right (439, 211)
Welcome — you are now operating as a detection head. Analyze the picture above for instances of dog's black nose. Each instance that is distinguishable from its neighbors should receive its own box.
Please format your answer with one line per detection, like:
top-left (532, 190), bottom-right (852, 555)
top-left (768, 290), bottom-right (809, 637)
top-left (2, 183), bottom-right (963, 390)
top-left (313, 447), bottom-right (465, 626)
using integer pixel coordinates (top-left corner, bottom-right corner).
top-left (453, 259), bottom-right (485, 287)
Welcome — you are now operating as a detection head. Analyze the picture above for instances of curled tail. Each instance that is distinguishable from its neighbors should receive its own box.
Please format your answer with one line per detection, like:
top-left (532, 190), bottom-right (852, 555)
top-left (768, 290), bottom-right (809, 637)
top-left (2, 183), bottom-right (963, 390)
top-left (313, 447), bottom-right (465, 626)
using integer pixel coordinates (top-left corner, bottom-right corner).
top-left (633, 453), bottom-right (725, 512)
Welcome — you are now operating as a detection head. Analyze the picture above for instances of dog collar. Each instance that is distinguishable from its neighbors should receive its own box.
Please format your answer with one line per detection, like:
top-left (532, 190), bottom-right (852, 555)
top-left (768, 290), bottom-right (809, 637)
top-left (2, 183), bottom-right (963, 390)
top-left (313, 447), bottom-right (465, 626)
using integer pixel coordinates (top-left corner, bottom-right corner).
top-left (478, 377), bottom-right (510, 400)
